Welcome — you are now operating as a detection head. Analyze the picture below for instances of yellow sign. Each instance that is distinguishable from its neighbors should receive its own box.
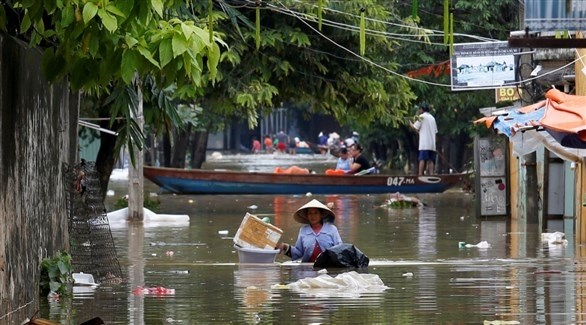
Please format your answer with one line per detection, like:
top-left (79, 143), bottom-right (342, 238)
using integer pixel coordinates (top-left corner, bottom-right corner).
top-left (495, 87), bottom-right (521, 103)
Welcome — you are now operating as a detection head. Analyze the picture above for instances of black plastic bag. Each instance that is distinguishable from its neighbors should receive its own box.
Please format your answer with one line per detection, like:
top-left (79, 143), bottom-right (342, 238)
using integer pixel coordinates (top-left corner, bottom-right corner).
top-left (313, 243), bottom-right (369, 269)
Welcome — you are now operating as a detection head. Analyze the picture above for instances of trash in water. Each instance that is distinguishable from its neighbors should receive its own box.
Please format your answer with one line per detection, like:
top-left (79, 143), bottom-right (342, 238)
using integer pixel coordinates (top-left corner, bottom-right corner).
top-left (380, 192), bottom-right (424, 208)
top-left (218, 230), bottom-right (229, 235)
top-left (402, 272), bottom-right (414, 277)
top-left (150, 242), bottom-right (206, 246)
top-left (286, 271), bottom-right (388, 298)
top-left (483, 320), bottom-right (520, 325)
top-left (271, 284), bottom-right (290, 289)
top-left (541, 232), bottom-right (568, 245)
top-left (72, 272), bottom-right (99, 286)
top-left (465, 241), bottom-right (491, 248)
top-left (170, 270), bottom-right (189, 274)
top-left (165, 251), bottom-right (174, 256)
top-left (458, 241), bottom-right (466, 249)
top-left (261, 217), bottom-right (271, 224)
top-left (248, 205), bottom-right (258, 209)
top-left (133, 286), bottom-right (176, 296)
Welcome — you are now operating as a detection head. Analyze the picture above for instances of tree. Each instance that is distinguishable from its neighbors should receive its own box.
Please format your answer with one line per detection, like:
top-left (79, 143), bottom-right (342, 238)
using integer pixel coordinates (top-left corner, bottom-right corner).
top-left (2, 0), bottom-right (221, 194)
top-left (358, 0), bottom-right (522, 173)
top-left (155, 0), bottom-right (419, 168)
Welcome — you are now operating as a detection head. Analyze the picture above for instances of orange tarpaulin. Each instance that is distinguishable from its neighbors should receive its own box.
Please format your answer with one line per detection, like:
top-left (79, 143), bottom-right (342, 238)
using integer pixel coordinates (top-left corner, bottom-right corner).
top-left (406, 61), bottom-right (450, 78)
top-left (325, 169), bottom-right (346, 175)
top-left (474, 88), bottom-right (586, 150)
top-left (274, 166), bottom-right (310, 174)
top-left (473, 115), bottom-right (498, 128)
top-left (539, 88), bottom-right (586, 143)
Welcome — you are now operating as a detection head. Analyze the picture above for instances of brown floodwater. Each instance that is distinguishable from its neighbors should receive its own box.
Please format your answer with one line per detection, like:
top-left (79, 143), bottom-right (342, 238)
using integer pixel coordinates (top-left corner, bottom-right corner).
top-left (37, 153), bottom-right (586, 324)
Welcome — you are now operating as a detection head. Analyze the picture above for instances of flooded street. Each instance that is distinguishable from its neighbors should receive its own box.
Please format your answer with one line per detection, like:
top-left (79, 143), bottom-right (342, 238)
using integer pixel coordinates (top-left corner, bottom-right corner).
top-left (38, 154), bottom-right (586, 324)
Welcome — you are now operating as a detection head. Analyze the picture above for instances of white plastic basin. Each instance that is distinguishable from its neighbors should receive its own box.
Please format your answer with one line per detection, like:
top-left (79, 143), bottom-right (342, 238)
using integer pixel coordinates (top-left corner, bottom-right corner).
top-left (72, 272), bottom-right (99, 286)
top-left (234, 245), bottom-right (280, 263)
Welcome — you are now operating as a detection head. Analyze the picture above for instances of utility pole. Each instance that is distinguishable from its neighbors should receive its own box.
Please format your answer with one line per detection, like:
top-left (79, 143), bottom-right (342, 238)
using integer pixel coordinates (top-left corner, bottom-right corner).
top-left (576, 35), bottom-right (586, 242)
top-left (128, 77), bottom-right (144, 221)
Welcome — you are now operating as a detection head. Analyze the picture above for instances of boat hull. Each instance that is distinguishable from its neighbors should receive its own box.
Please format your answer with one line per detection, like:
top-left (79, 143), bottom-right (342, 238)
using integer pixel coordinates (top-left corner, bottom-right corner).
top-left (143, 167), bottom-right (465, 195)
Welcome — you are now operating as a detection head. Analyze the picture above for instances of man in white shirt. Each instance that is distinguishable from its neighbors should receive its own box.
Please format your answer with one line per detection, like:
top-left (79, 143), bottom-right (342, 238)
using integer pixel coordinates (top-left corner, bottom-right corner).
top-left (410, 103), bottom-right (438, 175)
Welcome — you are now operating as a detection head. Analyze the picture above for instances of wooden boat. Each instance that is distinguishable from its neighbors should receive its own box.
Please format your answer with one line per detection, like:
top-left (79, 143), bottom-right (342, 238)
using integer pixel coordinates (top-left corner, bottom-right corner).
top-left (143, 166), bottom-right (467, 195)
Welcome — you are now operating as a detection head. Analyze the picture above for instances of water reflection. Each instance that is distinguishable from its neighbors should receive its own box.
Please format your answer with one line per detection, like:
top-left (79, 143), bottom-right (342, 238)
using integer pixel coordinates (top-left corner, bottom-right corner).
top-left (233, 265), bottom-right (280, 323)
top-left (128, 223), bottom-right (144, 325)
top-left (34, 177), bottom-right (585, 324)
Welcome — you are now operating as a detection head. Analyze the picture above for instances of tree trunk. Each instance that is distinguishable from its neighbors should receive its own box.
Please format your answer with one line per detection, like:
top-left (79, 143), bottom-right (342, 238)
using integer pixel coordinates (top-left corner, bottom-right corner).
top-left (170, 124), bottom-right (192, 168)
top-left (162, 129), bottom-right (171, 167)
top-left (144, 132), bottom-right (156, 166)
top-left (401, 125), bottom-right (418, 174)
top-left (190, 130), bottom-right (209, 169)
top-left (96, 120), bottom-right (122, 200)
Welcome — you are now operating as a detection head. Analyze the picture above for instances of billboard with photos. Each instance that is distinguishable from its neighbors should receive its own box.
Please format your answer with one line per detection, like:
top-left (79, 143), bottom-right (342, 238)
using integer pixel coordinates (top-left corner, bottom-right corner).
top-left (451, 41), bottom-right (518, 91)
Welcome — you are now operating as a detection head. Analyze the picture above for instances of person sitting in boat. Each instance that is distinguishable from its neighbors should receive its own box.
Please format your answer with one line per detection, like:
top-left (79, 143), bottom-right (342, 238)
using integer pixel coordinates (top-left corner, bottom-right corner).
top-left (317, 131), bottom-right (329, 154)
top-left (276, 199), bottom-right (342, 263)
top-left (264, 135), bottom-right (274, 153)
top-left (275, 130), bottom-right (288, 153)
top-left (288, 136), bottom-right (297, 155)
top-left (251, 137), bottom-right (261, 154)
top-left (325, 147), bottom-right (352, 175)
top-left (347, 144), bottom-right (372, 175)
top-left (335, 147), bottom-right (352, 172)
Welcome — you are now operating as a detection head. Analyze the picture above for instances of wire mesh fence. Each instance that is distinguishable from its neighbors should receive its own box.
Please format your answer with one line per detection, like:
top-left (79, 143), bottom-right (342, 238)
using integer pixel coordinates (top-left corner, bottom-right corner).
top-left (64, 160), bottom-right (122, 282)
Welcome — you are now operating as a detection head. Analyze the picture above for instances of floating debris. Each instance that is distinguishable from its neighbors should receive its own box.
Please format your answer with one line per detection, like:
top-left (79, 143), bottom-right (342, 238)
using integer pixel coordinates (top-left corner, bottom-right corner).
top-left (133, 286), bottom-right (175, 296)
top-left (381, 192), bottom-right (423, 209)
top-left (150, 242), bottom-right (206, 246)
top-left (541, 232), bottom-right (568, 245)
top-left (464, 241), bottom-right (491, 249)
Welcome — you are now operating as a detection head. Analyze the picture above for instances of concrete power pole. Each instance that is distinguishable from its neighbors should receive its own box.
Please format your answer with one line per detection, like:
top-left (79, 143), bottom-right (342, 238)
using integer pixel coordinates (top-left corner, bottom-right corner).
top-left (576, 37), bottom-right (586, 242)
top-left (128, 78), bottom-right (144, 221)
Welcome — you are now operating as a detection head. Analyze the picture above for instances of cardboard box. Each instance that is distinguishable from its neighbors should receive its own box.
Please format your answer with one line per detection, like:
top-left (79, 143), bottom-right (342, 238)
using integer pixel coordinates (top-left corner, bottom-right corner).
top-left (233, 213), bottom-right (283, 250)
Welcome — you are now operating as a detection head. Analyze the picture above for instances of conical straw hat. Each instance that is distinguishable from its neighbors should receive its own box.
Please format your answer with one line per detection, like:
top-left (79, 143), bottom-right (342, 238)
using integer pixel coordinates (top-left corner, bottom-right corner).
top-left (293, 199), bottom-right (336, 224)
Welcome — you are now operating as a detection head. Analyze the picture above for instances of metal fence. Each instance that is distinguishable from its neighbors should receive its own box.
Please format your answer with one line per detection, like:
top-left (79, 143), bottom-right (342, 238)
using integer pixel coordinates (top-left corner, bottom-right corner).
top-left (64, 161), bottom-right (122, 282)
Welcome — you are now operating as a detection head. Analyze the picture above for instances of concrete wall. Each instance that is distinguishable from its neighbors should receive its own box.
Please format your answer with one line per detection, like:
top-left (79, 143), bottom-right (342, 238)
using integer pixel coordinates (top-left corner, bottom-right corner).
top-left (0, 34), bottom-right (78, 322)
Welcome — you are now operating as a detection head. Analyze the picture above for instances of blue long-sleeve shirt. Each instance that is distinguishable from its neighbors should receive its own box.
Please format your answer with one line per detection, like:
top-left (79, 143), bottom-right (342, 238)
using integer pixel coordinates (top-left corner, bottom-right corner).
top-left (290, 223), bottom-right (342, 262)
top-left (336, 157), bottom-right (351, 171)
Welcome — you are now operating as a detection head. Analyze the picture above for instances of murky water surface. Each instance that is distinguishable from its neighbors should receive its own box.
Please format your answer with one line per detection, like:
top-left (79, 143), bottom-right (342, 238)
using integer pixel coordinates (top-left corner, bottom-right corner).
top-left (39, 154), bottom-right (586, 324)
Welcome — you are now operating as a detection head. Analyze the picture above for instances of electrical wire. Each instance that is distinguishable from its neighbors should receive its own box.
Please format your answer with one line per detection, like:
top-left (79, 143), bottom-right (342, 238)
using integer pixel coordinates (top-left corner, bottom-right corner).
top-left (219, 0), bottom-right (580, 89)
top-left (221, 0), bottom-right (494, 44)
top-left (266, 0), bottom-right (500, 42)
top-left (0, 299), bottom-right (35, 321)
top-left (270, 0), bottom-right (452, 87)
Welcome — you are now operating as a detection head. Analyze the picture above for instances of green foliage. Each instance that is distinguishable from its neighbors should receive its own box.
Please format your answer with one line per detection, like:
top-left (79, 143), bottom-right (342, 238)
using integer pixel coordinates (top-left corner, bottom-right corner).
top-left (353, 0), bottom-right (521, 172)
top-left (199, 0), bottom-right (416, 131)
top-left (1, 0), bottom-right (521, 175)
top-left (7, 0), bottom-right (220, 90)
top-left (3, 0), bottom-right (222, 174)
top-left (40, 251), bottom-right (72, 297)
top-left (114, 195), bottom-right (161, 211)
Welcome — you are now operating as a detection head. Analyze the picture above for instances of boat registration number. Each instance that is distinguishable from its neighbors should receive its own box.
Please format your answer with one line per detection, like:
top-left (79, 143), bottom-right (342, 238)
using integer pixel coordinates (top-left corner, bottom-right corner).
top-left (386, 177), bottom-right (414, 186)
